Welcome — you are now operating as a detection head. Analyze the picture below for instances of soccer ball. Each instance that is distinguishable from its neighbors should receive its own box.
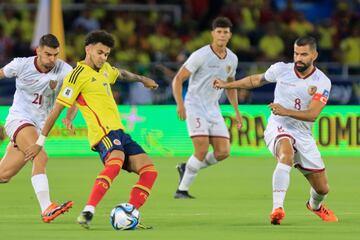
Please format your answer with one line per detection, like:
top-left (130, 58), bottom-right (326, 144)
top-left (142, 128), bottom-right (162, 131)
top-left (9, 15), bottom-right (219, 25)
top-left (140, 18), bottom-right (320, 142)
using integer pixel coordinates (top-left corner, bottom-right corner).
top-left (110, 203), bottom-right (140, 230)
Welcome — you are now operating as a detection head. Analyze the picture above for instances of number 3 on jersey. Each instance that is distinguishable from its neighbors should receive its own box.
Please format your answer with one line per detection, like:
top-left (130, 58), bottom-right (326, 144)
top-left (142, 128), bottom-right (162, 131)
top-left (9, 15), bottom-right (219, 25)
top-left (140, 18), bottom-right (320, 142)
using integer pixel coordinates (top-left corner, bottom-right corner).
top-left (294, 98), bottom-right (301, 110)
top-left (32, 93), bottom-right (43, 105)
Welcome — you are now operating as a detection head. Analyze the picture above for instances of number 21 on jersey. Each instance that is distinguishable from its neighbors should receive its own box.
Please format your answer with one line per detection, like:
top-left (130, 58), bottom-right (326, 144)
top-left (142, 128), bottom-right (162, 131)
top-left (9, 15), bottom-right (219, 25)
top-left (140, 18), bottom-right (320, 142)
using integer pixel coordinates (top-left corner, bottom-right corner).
top-left (32, 93), bottom-right (42, 105)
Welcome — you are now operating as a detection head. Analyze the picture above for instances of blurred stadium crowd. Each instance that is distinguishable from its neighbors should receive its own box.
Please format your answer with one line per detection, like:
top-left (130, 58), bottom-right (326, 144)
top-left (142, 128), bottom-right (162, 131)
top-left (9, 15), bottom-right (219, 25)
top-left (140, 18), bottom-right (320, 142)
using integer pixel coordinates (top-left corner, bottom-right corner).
top-left (0, 0), bottom-right (359, 105)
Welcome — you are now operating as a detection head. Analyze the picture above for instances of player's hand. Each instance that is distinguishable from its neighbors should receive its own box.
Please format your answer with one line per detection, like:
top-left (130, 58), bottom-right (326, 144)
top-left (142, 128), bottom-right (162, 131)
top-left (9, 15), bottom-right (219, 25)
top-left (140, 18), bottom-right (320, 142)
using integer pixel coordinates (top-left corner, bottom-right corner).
top-left (177, 104), bottom-right (186, 121)
top-left (235, 112), bottom-right (243, 129)
top-left (142, 78), bottom-right (159, 90)
top-left (24, 144), bottom-right (42, 161)
top-left (213, 79), bottom-right (227, 89)
top-left (62, 118), bottom-right (75, 135)
top-left (268, 103), bottom-right (288, 116)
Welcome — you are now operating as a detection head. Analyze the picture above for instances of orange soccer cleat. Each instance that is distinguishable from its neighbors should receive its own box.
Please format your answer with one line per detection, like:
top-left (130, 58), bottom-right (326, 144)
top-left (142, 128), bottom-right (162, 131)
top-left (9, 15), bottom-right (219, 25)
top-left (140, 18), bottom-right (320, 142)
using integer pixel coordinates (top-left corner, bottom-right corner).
top-left (42, 201), bottom-right (74, 223)
top-left (306, 202), bottom-right (338, 222)
top-left (270, 207), bottom-right (285, 225)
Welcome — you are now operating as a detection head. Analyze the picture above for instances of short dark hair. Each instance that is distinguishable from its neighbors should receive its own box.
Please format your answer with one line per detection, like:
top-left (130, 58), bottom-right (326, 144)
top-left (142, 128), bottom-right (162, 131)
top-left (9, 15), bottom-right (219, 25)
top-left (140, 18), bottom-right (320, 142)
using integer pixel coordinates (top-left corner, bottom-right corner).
top-left (39, 34), bottom-right (59, 48)
top-left (212, 17), bottom-right (233, 30)
top-left (85, 30), bottom-right (115, 48)
top-left (294, 36), bottom-right (317, 50)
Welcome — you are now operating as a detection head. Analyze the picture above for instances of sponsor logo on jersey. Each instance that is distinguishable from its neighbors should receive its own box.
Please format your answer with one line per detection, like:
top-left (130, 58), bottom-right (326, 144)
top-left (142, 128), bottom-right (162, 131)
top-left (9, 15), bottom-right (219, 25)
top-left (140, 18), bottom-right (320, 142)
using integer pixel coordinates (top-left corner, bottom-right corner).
top-left (113, 139), bottom-right (121, 145)
top-left (62, 87), bottom-right (73, 98)
top-left (279, 81), bottom-right (296, 87)
top-left (307, 85), bottom-right (317, 96)
top-left (49, 80), bottom-right (58, 90)
top-left (208, 65), bottom-right (219, 68)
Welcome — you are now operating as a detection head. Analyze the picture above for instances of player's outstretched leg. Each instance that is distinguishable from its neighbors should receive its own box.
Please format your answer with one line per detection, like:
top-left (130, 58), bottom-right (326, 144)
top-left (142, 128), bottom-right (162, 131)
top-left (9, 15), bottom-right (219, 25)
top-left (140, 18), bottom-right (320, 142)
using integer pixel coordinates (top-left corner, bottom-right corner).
top-left (174, 163), bottom-right (195, 199)
top-left (306, 202), bottom-right (338, 222)
top-left (41, 201), bottom-right (74, 223)
top-left (305, 172), bottom-right (337, 222)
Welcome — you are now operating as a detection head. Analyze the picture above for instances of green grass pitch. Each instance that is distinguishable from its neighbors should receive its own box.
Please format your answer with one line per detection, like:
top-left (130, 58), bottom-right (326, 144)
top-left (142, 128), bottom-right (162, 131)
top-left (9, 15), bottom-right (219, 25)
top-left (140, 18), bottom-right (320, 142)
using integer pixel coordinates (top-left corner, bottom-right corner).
top-left (0, 156), bottom-right (359, 240)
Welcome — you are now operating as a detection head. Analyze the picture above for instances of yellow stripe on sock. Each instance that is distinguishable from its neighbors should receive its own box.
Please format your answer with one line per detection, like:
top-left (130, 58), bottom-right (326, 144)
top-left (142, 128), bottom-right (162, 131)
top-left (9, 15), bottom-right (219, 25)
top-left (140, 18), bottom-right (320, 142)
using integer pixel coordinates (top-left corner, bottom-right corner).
top-left (97, 175), bottom-right (112, 186)
top-left (134, 184), bottom-right (151, 194)
top-left (139, 166), bottom-right (156, 175)
top-left (105, 160), bottom-right (123, 167)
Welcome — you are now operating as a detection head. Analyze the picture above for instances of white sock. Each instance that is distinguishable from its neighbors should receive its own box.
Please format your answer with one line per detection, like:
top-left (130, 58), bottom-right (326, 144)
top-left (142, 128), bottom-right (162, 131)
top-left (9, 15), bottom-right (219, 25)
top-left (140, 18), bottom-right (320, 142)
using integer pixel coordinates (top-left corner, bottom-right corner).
top-left (31, 174), bottom-right (52, 212)
top-left (83, 205), bottom-right (95, 214)
top-left (309, 187), bottom-right (326, 210)
top-left (272, 163), bottom-right (292, 210)
top-left (203, 152), bottom-right (218, 168)
top-left (178, 155), bottom-right (204, 191)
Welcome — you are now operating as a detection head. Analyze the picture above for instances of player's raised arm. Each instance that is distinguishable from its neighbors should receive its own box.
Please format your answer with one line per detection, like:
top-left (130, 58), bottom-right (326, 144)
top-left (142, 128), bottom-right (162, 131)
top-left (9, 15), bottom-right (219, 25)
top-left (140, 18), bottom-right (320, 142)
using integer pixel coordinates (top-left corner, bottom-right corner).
top-left (214, 74), bottom-right (271, 89)
top-left (172, 66), bottom-right (191, 121)
top-left (118, 68), bottom-right (158, 89)
top-left (25, 102), bottom-right (66, 160)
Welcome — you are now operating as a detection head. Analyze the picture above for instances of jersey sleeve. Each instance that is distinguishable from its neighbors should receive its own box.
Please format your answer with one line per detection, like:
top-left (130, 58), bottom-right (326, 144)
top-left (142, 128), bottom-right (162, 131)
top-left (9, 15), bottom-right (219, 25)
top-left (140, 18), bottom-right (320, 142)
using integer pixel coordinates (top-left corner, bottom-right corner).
top-left (55, 62), bottom-right (73, 96)
top-left (312, 78), bottom-right (331, 105)
top-left (264, 62), bottom-right (284, 83)
top-left (56, 70), bottom-right (84, 108)
top-left (108, 65), bottom-right (119, 85)
top-left (2, 58), bottom-right (25, 78)
top-left (183, 50), bottom-right (204, 73)
top-left (230, 55), bottom-right (238, 79)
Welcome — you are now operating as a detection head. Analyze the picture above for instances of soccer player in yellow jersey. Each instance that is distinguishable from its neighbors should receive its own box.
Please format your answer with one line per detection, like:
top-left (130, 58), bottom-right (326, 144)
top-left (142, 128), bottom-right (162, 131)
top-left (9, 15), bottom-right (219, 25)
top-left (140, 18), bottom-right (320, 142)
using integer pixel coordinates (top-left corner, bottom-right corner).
top-left (25, 30), bottom-right (159, 229)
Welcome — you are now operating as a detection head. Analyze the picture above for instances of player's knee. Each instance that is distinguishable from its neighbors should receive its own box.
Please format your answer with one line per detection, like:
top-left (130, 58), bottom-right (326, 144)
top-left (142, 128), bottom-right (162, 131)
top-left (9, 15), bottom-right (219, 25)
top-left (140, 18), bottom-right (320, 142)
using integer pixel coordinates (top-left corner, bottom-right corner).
top-left (34, 153), bottom-right (49, 165)
top-left (214, 150), bottom-right (230, 161)
top-left (32, 155), bottom-right (49, 174)
top-left (278, 152), bottom-right (294, 165)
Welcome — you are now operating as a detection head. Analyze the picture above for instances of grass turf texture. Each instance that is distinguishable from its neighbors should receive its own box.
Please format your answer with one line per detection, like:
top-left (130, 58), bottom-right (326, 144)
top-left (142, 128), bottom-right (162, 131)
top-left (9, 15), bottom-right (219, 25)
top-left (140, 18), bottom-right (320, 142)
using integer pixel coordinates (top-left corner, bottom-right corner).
top-left (0, 156), bottom-right (359, 240)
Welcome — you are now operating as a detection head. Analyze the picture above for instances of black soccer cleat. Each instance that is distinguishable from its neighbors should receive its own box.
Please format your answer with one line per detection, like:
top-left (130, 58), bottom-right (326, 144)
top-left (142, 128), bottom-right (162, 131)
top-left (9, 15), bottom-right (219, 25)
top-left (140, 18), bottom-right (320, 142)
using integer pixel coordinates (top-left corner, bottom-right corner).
top-left (77, 211), bottom-right (93, 229)
top-left (174, 190), bottom-right (195, 199)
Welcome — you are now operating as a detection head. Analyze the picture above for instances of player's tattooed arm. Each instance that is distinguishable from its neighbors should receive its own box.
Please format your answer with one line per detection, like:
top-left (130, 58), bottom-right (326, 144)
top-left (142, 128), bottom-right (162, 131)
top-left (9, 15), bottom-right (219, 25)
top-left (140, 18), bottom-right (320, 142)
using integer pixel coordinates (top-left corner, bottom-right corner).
top-left (214, 74), bottom-right (271, 90)
top-left (118, 69), bottom-right (158, 89)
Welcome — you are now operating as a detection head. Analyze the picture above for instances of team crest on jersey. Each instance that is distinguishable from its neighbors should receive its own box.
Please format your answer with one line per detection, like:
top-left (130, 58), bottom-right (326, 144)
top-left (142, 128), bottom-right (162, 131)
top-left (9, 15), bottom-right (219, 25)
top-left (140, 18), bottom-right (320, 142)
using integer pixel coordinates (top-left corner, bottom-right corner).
top-left (103, 71), bottom-right (109, 78)
top-left (307, 86), bottom-right (317, 96)
top-left (113, 139), bottom-right (121, 145)
top-left (49, 80), bottom-right (58, 90)
top-left (226, 65), bottom-right (232, 73)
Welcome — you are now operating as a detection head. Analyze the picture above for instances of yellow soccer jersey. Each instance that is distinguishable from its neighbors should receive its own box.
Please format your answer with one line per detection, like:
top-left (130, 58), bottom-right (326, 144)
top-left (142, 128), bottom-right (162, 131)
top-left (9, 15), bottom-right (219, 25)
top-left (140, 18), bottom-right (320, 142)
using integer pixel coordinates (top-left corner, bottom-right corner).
top-left (57, 61), bottom-right (124, 147)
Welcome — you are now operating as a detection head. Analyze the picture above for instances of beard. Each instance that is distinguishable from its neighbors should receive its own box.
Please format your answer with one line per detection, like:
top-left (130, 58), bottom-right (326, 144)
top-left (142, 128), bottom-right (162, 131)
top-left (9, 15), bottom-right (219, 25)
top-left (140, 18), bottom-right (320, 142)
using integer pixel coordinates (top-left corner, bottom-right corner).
top-left (295, 61), bottom-right (310, 72)
top-left (43, 63), bottom-right (55, 70)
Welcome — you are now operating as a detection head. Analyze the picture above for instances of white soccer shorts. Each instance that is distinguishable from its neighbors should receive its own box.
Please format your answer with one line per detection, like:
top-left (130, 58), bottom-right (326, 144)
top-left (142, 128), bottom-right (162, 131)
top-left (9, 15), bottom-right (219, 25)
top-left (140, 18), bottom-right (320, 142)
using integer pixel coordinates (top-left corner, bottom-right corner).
top-left (5, 118), bottom-right (39, 142)
top-left (185, 107), bottom-right (229, 138)
top-left (264, 122), bottom-right (325, 174)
